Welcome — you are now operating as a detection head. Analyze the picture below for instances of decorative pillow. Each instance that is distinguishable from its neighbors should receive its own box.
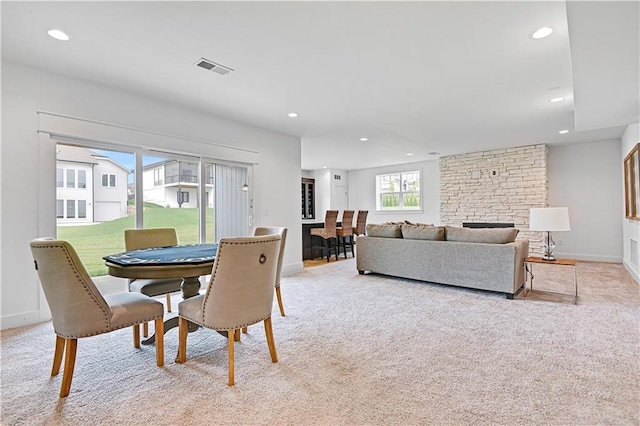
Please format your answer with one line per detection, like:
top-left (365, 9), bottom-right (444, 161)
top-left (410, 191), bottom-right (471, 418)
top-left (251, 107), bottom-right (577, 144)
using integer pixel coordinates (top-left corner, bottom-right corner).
top-left (402, 224), bottom-right (445, 240)
top-left (445, 226), bottom-right (519, 244)
top-left (404, 220), bottom-right (434, 226)
top-left (366, 224), bottom-right (403, 238)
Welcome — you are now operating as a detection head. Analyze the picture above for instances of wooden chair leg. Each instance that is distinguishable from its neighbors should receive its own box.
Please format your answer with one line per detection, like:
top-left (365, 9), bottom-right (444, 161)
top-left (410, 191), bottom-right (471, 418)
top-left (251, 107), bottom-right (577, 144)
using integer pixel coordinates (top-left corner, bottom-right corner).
top-left (276, 286), bottom-right (286, 316)
top-left (242, 326), bottom-right (248, 334)
top-left (234, 329), bottom-right (241, 341)
top-left (333, 237), bottom-right (339, 261)
top-left (264, 317), bottom-right (278, 363)
top-left (350, 236), bottom-right (355, 257)
top-left (154, 318), bottom-right (164, 367)
top-left (177, 317), bottom-right (188, 363)
top-left (228, 329), bottom-right (235, 386)
top-left (60, 338), bottom-right (77, 398)
top-left (51, 335), bottom-right (65, 376)
top-left (166, 293), bottom-right (172, 313)
top-left (133, 324), bottom-right (140, 348)
top-left (143, 322), bottom-right (149, 338)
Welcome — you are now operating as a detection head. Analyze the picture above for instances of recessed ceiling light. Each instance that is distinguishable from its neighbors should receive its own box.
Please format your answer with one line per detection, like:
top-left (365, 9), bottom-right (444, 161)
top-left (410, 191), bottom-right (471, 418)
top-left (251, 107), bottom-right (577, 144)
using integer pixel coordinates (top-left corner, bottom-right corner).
top-left (559, 130), bottom-right (569, 134)
top-left (360, 137), bottom-right (368, 142)
top-left (549, 97), bottom-right (564, 103)
top-left (406, 153), bottom-right (414, 156)
top-left (287, 112), bottom-right (298, 118)
top-left (48, 29), bottom-right (70, 41)
top-left (322, 166), bottom-right (327, 169)
top-left (532, 27), bottom-right (553, 39)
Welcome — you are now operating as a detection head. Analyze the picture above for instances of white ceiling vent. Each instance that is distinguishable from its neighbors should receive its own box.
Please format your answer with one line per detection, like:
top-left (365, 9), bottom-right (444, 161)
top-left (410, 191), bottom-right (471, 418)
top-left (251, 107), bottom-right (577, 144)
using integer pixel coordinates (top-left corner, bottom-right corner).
top-left (194, 58), bottom-right (233, 75)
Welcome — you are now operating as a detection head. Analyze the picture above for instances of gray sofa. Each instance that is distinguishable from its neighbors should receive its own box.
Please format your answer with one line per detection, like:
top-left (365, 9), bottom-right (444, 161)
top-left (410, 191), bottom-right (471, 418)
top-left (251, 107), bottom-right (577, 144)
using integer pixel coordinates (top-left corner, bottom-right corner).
top-left (355, 224), bottom-right (529, 299)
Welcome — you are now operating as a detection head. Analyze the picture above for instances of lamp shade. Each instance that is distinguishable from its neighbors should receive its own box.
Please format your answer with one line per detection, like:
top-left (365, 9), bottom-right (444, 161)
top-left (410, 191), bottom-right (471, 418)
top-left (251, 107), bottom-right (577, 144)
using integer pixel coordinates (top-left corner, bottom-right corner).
top-left (529, 207), bottom-right (571, 231)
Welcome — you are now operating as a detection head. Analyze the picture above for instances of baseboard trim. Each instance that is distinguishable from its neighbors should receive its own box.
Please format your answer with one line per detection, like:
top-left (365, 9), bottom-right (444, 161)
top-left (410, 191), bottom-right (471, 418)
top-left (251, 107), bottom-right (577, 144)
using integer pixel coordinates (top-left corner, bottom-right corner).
top-left (282, 261), bottom-right (303, 276)
top-left (623, 259), bottom-right (640, 285)
top-left (553, 252), bottom-right (622, 263)
top-left (1, 311), bottom-right (48, 331)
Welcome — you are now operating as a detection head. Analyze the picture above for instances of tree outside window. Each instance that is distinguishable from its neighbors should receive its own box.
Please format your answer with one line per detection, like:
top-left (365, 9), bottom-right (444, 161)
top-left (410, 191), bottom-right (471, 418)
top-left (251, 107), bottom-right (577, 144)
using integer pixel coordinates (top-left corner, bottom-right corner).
top-left (376, 171), bottom-right (421, 211)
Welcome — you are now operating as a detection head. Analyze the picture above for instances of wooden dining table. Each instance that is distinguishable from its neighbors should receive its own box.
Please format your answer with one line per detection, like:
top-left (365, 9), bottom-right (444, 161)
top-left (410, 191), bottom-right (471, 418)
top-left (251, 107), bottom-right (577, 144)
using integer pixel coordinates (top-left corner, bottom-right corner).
top-left (104, 243), bottom-right (217, 345)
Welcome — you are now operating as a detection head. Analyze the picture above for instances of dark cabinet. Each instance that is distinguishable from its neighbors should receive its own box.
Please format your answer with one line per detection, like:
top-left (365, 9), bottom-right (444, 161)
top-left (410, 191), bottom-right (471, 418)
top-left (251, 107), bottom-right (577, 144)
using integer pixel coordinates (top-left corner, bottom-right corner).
top-left (301, 178), bottom-right (315, 220)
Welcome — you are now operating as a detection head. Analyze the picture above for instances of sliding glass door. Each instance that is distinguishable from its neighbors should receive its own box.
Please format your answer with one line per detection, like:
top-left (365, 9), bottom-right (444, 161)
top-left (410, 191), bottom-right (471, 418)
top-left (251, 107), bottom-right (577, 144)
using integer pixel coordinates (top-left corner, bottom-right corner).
top-left (55, 141), bottom-right (251, 277)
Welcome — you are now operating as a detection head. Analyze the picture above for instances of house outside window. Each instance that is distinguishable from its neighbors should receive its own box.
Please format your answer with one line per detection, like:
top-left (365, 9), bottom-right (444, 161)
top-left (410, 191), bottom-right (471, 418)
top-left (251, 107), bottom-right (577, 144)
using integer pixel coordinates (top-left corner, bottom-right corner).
top-left (66, 169), bottom-right (75, 188)
top-left (78, 200), bottom-right (87, 218)
top-left (154, 168), bottom-right (163, 186)
top-left (66, 200), bottom-right (76, 218)
top-left (56, 168), bottom-right (64, 188)
top-left (78, 170), bottom-right (87, 189)
top-left (178, 191), bottom-right (189, 204)
top-left (102, 173), bottom-right (116, 187)
top-left (376, 170), bottom-right (421, 211)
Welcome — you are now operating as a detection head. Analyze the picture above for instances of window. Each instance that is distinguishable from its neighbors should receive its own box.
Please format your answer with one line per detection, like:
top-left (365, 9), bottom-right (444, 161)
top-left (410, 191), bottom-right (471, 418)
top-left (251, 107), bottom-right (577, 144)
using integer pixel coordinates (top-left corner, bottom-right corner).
top-left (102, 173), bottom-right (116, 187)
top-left (78, 170), bottom-right (86, 189)
top-left (66, 200), bottom-right (76, 218)
top-left (376, 171), bottom-right (421, 211)
top-left (56, 168), bottom-right (64, 188)
top-left (78, 200), bottom-right (87, 219)
top-left (154, 168), bottom-right (163, 186)
top-left (66, 169), bottom-right (75, 188)
top-left (56, 200), bottom-right (64, 218)
top-left (177, 191), bottom-right (189, 204)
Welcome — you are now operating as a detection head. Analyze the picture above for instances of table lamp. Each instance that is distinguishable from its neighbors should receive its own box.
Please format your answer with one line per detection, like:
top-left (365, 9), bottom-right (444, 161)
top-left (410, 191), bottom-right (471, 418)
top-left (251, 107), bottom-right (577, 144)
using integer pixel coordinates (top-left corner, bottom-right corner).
top-left (529, 207), bottom-right (571, 261)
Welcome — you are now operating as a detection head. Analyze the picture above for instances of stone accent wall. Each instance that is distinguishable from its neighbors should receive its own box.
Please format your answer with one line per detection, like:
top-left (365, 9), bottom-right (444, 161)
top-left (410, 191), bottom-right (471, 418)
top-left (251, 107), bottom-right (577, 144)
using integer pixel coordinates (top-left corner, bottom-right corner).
top-left (440, 144), bottom-right (548, 254)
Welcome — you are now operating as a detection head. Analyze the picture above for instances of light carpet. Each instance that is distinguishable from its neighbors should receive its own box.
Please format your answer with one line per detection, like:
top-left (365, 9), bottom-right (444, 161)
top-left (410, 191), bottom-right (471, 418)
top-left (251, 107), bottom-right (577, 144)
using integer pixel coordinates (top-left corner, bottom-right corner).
top-left (1, 258), bottom-right (639, 425)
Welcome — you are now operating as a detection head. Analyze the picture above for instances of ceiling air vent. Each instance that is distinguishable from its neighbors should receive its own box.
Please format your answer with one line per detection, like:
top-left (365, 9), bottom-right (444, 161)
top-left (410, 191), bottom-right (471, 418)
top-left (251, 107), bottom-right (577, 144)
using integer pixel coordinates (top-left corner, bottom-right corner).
top-left (194, 58), bottom-right (233, 76)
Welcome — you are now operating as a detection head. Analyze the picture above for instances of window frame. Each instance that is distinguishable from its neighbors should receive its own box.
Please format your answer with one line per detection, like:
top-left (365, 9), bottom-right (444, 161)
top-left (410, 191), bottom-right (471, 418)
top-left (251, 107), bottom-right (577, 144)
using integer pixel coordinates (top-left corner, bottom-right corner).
top-left (624, 143), bottom-right (640, 221)
top-left (375, 170), bottom-right (423, 212)
top-left (101, 173), bottom-right (117, 188)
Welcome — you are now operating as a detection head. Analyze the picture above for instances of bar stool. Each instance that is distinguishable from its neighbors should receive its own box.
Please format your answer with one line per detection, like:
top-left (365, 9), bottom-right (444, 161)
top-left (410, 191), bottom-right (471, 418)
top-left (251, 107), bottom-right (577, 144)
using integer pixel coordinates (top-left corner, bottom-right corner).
top-left (353, 210), bottom-right (369, 237)
top-left (310, 210), bottom-right (339, 262)
top-left (336, 210), bottom-right (355, 258)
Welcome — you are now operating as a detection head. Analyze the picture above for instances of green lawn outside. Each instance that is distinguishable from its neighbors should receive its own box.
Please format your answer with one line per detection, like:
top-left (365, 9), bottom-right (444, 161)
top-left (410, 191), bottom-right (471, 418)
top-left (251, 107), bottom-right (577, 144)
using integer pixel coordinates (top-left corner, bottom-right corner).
top-left (57, 207), bottom-right (214, 277)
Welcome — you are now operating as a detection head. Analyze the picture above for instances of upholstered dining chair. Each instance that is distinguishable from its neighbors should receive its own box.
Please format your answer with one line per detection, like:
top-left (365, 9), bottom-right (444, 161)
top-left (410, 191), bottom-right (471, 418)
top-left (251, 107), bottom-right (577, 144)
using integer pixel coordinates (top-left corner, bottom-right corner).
top-left (29, 238), bottom-right (165, 398)
top-left (310, 210), bottom-right (339, 262)
top-left (253, 226), bottom-right (288, 316)
top-left (353, 210), bottom-right (369, 237)
top-left (176, 234), bottom-right (281, 386)
top-left (124, 228), bottom-right (183, 336)
top-left (335, 210), bottom-right (355, 258)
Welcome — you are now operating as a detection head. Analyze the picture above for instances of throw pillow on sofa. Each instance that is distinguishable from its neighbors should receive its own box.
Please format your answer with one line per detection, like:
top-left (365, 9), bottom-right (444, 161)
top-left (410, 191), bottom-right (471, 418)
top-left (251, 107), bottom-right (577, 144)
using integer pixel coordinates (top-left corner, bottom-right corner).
top-left (444, 226), bottom-right (519, 244)
top-left (402, 224), bottom-right (445, 240)
top-left (366, 224), bottom-right (403, 238)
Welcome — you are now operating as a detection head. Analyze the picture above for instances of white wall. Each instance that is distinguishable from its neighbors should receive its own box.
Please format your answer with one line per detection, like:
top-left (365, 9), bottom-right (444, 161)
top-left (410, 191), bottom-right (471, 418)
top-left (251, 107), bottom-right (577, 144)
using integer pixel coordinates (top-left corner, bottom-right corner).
top-left (548, 140), bottom-right (623, 262)
top-left (347, 160), bottom-right (440, 225)
top-left (313, 168), bottom-right (331, 220)
top-left (1, 61), bottom-right (302, 329)
top-left (621, 123), bottom-right (640, 282)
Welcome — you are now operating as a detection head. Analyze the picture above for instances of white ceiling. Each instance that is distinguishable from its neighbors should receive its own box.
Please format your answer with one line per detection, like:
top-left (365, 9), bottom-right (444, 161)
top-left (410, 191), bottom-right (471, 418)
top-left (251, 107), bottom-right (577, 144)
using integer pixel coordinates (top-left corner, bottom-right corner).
top-left (2, 1), bottom-right (638, 171)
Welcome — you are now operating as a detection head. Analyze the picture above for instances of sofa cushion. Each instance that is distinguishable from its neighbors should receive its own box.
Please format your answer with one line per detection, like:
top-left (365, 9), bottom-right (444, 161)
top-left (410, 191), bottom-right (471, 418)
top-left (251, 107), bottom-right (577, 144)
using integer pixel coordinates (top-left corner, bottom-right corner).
top-left (402, 224), bottom-right (445, 240)
top-left (445, 226), bottom-right (519, 244)
top-left (366, 224), bottom-right (403, 238)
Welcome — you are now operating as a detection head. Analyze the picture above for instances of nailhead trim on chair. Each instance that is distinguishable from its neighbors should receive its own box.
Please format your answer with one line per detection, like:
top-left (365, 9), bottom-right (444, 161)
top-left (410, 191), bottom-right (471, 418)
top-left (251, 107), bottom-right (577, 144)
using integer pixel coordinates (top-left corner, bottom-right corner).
top-left (34, 243), bottom-right (112, 335)
top-left (33, 242), bottom-right (164, 339)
